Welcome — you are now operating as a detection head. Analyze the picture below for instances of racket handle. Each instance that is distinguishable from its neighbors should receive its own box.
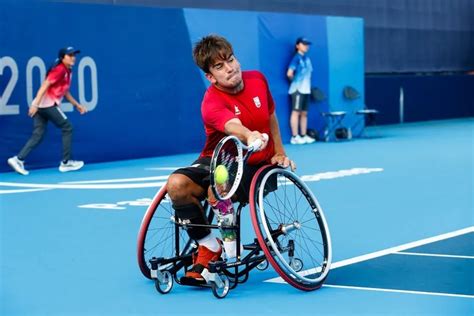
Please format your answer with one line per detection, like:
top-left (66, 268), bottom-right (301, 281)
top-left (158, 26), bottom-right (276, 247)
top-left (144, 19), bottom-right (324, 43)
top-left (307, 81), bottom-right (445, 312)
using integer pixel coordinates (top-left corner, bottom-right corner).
top-left (249, 133), bottom-right (269, 152)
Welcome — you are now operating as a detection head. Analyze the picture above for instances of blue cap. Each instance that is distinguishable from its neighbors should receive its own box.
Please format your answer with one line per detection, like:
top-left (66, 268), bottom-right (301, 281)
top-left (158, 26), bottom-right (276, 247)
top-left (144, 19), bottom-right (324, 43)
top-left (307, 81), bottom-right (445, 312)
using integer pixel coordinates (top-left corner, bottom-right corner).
top-left (296, 37), bottom-right (311, 45)
top-left (58, 46), bottom-right (81, 58)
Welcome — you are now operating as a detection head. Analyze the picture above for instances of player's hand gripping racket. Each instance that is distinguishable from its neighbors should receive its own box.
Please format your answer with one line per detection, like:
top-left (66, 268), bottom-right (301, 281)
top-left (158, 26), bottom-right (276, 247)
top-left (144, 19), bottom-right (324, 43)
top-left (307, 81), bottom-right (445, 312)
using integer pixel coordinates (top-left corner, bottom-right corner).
top-left (210, 133), bottom-right (269, 201)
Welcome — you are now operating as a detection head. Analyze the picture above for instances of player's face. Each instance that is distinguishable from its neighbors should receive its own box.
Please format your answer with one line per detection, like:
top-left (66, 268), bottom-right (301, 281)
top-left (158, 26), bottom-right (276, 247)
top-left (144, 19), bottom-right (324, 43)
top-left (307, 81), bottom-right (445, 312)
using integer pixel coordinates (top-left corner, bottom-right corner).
top-left (62, 54), bottom-right (76, 68)
top-left (296, 43), bottom-right (310, 54)
top-left (206, 54), bottom-right (243, 93)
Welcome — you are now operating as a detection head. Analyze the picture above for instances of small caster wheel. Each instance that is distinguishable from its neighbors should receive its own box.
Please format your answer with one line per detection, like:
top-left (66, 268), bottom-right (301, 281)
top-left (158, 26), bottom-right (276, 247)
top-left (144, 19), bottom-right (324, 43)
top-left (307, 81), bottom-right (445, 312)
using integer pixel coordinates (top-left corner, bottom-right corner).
top-left (211, 274), bottom-right (230, 299)
top-left (155, 270), bottom-right (173, 294)
top-left (290, 258), bottom-right (303, 272)
top-left (256, 259), bottom-right (268, 271)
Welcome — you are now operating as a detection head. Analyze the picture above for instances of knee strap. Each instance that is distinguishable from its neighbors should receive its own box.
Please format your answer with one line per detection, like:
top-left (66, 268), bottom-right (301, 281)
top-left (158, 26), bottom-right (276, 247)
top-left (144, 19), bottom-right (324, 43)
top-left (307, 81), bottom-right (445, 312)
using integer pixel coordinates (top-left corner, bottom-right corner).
top-left (173, 203), bottom-right (210, 240)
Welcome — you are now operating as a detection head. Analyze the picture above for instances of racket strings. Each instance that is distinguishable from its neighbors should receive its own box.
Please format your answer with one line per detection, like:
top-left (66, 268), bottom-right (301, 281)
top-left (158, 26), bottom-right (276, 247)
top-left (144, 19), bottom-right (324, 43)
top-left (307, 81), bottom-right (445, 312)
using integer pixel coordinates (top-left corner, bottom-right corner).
top-left (216, 142), bottom-right (240, 196)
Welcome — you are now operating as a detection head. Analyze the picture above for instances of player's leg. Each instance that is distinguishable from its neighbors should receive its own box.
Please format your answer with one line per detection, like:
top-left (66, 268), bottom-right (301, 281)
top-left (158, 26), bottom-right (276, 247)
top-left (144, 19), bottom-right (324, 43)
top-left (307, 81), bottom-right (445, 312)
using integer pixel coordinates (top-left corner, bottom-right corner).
top-left (44, 106), bottom-right (83, 172)
top-left (299, 94), bottom-right (315, 143)
top-left (290, 92), bottom-right (305, 144)
top-left (168, 159), bottom-right (222, 281)
top-left (8, 111), bottom-right (48, 175)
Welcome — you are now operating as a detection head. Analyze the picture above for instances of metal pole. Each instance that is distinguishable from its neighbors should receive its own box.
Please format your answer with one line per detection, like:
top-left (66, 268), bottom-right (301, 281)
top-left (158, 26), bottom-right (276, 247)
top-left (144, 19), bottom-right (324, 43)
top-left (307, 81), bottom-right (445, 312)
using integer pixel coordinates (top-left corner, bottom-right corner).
top-left (399, 87), bottom-right (404, 124)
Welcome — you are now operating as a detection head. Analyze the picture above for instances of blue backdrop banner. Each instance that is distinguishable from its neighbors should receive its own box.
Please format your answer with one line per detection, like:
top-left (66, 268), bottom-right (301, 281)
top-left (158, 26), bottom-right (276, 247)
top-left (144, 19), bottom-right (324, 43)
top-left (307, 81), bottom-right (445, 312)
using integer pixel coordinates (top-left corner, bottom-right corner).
top-left (1, 2), bottom-right (364, 171)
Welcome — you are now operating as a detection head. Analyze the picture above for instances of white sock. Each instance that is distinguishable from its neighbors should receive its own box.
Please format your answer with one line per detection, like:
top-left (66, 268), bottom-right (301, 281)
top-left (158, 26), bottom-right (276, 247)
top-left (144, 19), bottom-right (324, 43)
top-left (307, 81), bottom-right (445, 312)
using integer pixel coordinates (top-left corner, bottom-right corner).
top-left (197, 234), bottom-right (220, 252)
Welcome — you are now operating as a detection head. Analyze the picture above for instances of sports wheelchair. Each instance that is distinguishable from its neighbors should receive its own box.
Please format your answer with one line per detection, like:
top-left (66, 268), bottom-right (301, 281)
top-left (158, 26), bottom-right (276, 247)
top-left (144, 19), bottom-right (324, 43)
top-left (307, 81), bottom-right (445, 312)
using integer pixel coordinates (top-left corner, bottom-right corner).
top-left (137, 165), bottom-right (332, 298)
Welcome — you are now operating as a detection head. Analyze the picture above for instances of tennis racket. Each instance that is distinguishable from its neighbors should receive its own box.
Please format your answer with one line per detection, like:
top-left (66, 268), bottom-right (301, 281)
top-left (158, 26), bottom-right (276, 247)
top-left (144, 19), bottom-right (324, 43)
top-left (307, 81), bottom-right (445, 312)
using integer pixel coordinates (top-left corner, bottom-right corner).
top-left (210, 133), bottom-right (269, 201)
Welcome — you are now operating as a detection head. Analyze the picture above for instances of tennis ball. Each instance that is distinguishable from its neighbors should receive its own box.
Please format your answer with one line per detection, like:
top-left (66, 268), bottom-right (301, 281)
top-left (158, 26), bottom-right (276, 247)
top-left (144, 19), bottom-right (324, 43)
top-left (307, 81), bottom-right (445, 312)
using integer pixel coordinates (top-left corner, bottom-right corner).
top-left (215, 165), bottom-right (229, 184)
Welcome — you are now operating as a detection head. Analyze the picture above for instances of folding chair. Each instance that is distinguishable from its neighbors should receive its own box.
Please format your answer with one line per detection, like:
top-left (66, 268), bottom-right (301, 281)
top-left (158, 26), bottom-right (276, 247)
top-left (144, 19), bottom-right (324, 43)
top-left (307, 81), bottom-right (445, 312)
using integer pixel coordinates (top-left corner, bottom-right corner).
top-left (343, 86), bottom-right (379, 138)
top-left (312, 87), bottom-right (348, 142)
top-left (321, 111), bottom-right (347, 142)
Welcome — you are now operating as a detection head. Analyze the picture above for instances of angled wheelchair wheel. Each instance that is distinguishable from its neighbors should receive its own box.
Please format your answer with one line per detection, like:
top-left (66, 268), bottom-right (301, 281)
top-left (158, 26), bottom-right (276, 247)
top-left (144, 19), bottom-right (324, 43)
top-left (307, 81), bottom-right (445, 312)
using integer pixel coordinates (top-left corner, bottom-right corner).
top-left (250, 165), bottom-right (332, 291)
top-left (137, 185), bottom-right (194, 279)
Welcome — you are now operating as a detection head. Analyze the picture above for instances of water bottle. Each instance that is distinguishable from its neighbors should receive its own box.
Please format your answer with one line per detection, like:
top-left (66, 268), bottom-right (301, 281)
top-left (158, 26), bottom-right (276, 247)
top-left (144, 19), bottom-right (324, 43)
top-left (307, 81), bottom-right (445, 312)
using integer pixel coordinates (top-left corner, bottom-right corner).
top-left (211, 199), bottom-right (238, 258)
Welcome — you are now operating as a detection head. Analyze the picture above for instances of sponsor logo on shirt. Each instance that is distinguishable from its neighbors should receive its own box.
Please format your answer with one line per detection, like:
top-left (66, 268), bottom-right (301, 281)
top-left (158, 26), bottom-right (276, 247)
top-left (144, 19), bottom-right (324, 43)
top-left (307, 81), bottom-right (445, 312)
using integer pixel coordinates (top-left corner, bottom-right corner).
top-left (253, 96), bottom-right (261, 108)
top-left (234, 105), bottom-right (241, 115)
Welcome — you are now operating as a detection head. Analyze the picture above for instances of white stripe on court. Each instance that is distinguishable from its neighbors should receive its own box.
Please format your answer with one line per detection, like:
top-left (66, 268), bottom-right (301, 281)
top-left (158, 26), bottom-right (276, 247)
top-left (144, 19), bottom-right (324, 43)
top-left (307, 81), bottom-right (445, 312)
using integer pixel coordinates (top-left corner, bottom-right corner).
top-left (393, 252), bottom-right (474, 260)
top-left (62, 175), bottom-right (169, 184)
top-left (64, 168), bottom-right (382, 185)
top-left (300, 168), bottom-right (383, 182)
top-left (145, 167), bottom-right (183, 171)
top-left (265, 226), bottom-right (474, 284)
top-left (0, 167), bottom-right (383, 194)
top-left (0, 188), bottom-right (52, 194)
top-left (322, 284), bottom-right (474, 299)
top-left (0, 181), bottom-right (166, 190)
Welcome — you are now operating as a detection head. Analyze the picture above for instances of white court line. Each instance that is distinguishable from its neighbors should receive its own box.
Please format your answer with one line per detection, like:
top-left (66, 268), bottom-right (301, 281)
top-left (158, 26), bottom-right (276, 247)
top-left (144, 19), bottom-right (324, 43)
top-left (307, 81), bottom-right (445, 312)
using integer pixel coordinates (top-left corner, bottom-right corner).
top-left (322, 284), bottom-right (474, 299)
top-left (145, 167), bottom-right (183, 171)
top-left (0, 181), bottom-right (166, 189)
top-left (0, 188), bottom-right (52, 194)
top-left (266, 226), bottom-right (474, 285)
top-left (63, 176), bottom-right (169, 184)
top-left (394, 252), bottom-right (474, 260)
top-left (0, 167), bottom-right (384, 194)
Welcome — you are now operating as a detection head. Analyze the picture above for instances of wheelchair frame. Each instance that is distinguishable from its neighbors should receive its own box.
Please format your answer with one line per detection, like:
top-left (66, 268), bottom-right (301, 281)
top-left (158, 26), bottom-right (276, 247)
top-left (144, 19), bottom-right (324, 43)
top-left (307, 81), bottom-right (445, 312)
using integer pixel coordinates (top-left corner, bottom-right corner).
top-left (137, 165), bottom-right (332, 298)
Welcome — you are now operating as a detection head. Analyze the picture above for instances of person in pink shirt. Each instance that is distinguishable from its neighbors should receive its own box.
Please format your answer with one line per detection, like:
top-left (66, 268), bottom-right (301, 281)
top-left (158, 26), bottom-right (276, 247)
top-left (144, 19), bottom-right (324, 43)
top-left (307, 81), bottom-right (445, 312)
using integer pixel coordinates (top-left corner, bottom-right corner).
top-left (8, 47), bottom-right (88, 175)
top-left (166, 35), bottom-right (295, 283)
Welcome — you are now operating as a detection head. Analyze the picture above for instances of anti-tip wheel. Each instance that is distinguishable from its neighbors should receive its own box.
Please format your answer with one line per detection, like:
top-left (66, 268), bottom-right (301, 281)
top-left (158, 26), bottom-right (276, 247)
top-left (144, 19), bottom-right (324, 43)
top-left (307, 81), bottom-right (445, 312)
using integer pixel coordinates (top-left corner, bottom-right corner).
top-left (211, 274), bottom-right (230, 299)
top-left (256, 259), bottom-right (269, 271)
top-left (155, 270), bottom-right (173, 294)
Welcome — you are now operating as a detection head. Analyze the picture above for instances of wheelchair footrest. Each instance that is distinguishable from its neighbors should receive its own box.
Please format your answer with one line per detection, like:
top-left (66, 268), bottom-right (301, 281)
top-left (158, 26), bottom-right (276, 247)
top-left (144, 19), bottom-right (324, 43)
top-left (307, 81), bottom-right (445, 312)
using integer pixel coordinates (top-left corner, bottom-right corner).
top-left (179, 276), bottom-right (207, 286)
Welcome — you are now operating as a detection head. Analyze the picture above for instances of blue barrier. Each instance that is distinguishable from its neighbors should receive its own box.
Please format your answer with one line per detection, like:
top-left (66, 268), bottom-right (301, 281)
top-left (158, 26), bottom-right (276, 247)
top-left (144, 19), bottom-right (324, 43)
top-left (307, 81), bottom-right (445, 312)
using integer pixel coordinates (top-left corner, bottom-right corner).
top-left (366, 75), bottom-right (474, 125)
top-left (1, 2), bottom-right (364, 171)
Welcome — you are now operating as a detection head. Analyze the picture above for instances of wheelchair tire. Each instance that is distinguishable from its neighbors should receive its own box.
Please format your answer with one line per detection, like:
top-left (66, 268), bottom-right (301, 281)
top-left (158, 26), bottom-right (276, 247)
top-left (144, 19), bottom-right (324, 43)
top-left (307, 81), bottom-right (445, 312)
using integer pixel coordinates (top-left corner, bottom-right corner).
top-left (250, 165), bottom-right (332, 291)
top-left (137, 185), bottom-right (194, 279)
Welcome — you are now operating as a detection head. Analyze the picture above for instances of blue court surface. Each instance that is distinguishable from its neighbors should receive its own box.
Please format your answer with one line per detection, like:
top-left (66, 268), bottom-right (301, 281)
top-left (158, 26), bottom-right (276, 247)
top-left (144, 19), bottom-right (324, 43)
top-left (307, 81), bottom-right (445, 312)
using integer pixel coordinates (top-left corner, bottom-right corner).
top-left (1, 119), bottom-right (473, 315)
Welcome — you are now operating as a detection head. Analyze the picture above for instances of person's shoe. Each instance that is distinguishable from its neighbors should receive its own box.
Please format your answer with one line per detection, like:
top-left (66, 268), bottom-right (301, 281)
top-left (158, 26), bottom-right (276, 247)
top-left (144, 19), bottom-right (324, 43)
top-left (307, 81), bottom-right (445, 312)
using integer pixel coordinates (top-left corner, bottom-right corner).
top-left (290, 135), bottom-right (305, 145)
top-left (59, 160), bottom-right (84, 172)
top-left (7, 156), bottom-right (29, 175)
top-left (184, 243), bottom-right (222, 281)
top-left (301, 134), bottom-right (316, 144)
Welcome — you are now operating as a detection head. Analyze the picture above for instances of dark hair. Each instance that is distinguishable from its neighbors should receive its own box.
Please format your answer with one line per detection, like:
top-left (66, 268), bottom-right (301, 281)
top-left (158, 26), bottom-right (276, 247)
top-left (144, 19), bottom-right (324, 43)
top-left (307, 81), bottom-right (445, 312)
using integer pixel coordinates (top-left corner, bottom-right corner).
top-left (193, 34), bottom-right (234, 73)
top-left (46, 57), bottom-right (62, 77)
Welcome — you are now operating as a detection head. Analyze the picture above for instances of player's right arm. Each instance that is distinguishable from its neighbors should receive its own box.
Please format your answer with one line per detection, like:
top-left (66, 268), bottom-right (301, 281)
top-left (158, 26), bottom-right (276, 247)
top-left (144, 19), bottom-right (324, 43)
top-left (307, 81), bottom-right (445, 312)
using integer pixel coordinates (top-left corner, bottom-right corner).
top-left (224, 118), bottom-right (268, 150)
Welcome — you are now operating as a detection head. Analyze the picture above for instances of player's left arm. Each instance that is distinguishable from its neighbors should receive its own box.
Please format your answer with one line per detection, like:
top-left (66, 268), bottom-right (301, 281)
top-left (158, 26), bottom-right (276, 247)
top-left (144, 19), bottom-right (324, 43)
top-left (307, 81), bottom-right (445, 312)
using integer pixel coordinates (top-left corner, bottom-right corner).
top-left (65, 91), bottom-right (88, 114)
top-left (269, 113), bottom-right (296, 171)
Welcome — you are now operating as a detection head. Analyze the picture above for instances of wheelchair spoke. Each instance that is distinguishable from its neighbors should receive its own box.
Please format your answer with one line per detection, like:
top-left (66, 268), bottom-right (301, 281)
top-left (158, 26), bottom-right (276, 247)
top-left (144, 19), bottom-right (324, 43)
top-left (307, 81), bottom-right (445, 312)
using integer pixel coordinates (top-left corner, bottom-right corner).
top-left (298, 204), bottom-right (315, 223)
top-left (299, 216), bottom-right (318, 225)
top-left (281, 180), bottom-right (299, 221)
top-left (263, 198), bottom-right (292, 226)
top-left (295, 230), bottom-right (324, 265)
top-left (138, 187), bottom-right (201, 279)
top-left (300, 224), bottom-right (321, 233)
top-left (145, 226), bottom-right (174, 254)
top-left (145, 224), bottom-right (172, 241)
top-left (152, 215), bottom-right (173, 220)
top-left (299, 229), bottom-right (326, 258)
